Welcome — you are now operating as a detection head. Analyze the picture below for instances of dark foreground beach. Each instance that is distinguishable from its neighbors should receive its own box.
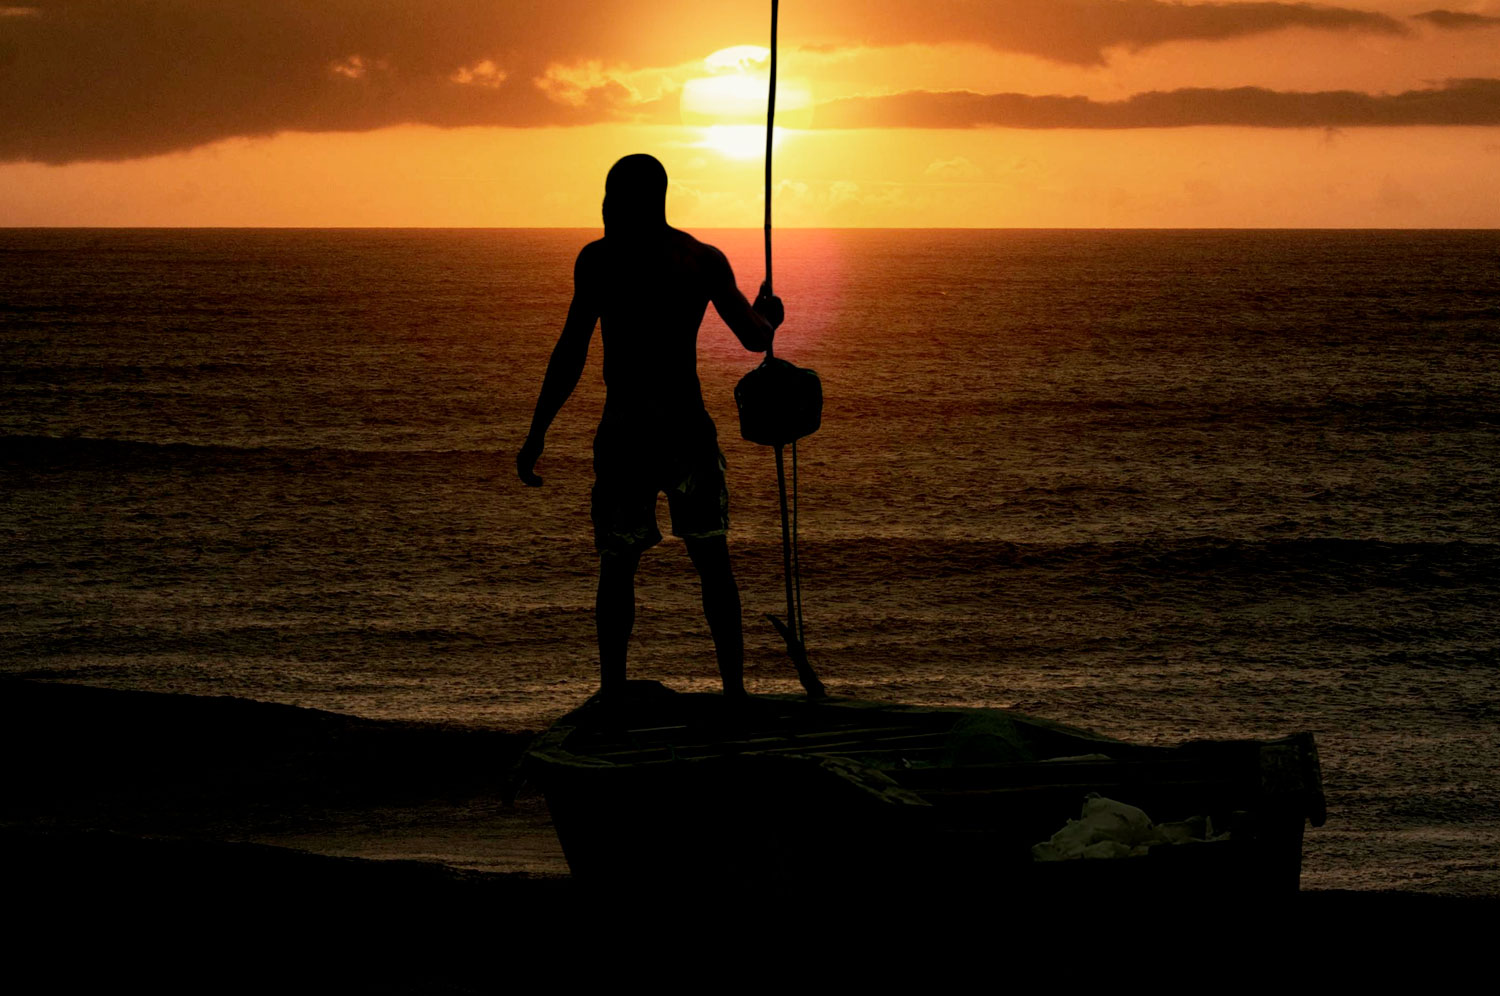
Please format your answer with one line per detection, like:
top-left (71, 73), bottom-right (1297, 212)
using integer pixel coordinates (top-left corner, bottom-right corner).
top-left (4, 678), bottom-right (1493, 990)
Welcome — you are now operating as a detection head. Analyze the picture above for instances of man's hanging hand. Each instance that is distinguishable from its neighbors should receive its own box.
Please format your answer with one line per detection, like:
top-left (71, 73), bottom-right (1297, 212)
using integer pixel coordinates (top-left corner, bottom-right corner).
top-left (517, 434), bottom-right (544, 487)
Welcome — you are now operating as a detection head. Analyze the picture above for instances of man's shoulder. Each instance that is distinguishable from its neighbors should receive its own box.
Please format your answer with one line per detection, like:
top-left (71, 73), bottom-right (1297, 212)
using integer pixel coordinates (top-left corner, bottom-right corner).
top-left (573, 238), bottom-right (608, 284)
top-left (668, 228), bottom-right (729, 270)
top-left (576, 237), bottom-right (607, 263)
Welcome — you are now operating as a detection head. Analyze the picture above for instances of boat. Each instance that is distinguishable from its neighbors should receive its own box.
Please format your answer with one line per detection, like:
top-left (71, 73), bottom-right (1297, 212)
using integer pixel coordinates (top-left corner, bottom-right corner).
top-left (524, 680), bottom-right (1326, 900)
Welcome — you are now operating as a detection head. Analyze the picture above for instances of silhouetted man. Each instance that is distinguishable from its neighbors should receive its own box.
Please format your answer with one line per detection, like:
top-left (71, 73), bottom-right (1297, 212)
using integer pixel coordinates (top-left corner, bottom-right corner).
top-left (517, 154), bottom-right (782, 701)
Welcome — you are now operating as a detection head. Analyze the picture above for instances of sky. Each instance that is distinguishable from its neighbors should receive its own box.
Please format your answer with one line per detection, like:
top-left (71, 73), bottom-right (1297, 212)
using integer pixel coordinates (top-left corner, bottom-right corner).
top-left (2, 0), bottom-right (1499, 227)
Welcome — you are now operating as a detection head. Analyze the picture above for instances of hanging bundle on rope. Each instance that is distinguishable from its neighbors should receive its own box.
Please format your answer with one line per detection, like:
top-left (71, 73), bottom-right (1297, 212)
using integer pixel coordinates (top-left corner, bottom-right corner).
top-left (734, 358), bottom-right (821, 447)
top-left (734, 0), bottom-right (826, 700)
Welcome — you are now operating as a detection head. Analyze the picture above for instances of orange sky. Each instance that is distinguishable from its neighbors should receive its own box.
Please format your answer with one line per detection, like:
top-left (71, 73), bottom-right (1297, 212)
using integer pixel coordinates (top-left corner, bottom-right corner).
top-left (2, 1), bottom-right (1499, 227)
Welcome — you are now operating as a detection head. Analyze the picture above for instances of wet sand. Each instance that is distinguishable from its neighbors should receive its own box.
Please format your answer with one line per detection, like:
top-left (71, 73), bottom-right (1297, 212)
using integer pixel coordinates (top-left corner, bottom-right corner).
top-left (5, 678), bottom-right (1493, 988)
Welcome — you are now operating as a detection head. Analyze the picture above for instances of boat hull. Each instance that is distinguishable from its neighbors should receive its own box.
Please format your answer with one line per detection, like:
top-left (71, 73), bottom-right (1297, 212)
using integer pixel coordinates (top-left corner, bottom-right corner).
top-left (525, 682), bottom-right (1325, 900)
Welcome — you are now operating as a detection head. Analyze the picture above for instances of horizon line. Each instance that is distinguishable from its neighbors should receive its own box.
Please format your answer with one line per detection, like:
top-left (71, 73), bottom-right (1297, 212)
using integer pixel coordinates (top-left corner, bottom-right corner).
top-left (5, 225), bottom-right (1500, 232)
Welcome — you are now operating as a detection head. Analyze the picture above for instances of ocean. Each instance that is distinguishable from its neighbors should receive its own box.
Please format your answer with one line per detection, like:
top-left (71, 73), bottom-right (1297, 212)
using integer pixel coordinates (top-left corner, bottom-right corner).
top-left (3, 227), bottom-right (1498, 894)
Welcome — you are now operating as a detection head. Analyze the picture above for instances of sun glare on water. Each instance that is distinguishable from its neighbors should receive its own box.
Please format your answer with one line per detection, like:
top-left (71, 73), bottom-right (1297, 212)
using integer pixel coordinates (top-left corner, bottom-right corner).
top-left (681, 45), bottom-right (811, 160)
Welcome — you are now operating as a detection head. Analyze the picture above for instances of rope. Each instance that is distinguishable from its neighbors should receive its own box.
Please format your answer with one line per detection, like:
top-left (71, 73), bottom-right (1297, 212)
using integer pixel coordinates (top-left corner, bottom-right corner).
top-left (792, 437), bottom-right (805, 644)
top-left (772, 442), bottom-right (806, 649)
top-left (774, 444), bottom-right (795, 644)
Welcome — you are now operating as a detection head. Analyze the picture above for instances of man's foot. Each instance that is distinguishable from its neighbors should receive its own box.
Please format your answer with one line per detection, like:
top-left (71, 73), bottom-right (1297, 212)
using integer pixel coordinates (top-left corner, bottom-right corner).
top-left (721, 686), bottom-right (754, 716)
top-left (590, 682), bottom-right (627, 709)
top-left (716, 688), bottom-right (755, 737)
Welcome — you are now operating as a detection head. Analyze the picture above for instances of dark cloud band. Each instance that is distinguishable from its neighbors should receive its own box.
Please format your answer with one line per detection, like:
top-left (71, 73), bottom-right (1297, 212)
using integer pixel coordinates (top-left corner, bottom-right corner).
top-left (0, 1), bottom-right (1435, 164)
top-left (815, 79), bottom-right (1500, 129)
top-left (0, 0), bottom-right (701, 164)
top-left (1412, 10), bottom-right (1500, 30)
top-left (798, 0), bottom-right (1406, 66)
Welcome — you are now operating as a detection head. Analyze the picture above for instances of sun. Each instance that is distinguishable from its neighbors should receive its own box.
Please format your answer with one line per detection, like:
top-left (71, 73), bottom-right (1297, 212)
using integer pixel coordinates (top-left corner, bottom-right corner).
top-left (697, 124), bottom-right (783, 160)
top-left (681, 45), bottom-right (812, 160)
top-left (703, 45), bottom-right (772, 74)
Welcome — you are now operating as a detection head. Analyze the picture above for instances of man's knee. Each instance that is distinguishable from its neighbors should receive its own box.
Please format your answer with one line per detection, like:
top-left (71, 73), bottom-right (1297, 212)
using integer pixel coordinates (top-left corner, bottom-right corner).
top-left (687, 539), bottom-right (739, 611)
top-left (684, 535), bottom-right (731, 574)
top-left (598, 549), bottom-right (641, 586)
top-left (600, 547), bottom-right (642, 568)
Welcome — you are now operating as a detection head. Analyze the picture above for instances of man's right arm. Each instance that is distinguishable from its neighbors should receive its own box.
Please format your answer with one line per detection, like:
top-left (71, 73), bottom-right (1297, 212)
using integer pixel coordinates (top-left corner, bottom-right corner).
top-left (517, 247), bottom-right (599, 487)
top-left (707, 247), bottom-right (781, 352)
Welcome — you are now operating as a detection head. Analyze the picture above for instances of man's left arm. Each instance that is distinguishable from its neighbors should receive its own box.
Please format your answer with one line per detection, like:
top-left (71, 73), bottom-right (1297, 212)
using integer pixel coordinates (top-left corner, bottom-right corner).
top-left (517, 250), bottom-right (599, 487)
top-left (707, 247), bottom-right (782, 352)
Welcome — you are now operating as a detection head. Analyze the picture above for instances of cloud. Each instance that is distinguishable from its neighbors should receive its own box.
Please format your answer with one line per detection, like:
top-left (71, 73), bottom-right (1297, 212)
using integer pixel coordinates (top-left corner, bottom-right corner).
top-left (799, 1), bottom-right (1407, 65)
top-left (0, 1), bottom-right (687, 164)
top-left (449, 59), bottom-right (507, 89)
top-left (1411, 9), bottom-right (1500, 29)
top-left (924, 156), bottom-right (983, 179)
top-left (0, 1), bottom-right (1418, 164)
top-left (329, 55), bottom-right (380, 82)
top-left (815, 78), bottom-right (1500, 129)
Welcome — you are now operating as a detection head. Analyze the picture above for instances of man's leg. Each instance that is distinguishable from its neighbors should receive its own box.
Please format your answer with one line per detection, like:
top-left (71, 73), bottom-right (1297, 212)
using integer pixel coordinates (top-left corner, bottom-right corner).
top-left (685, 535), bottom-right (746, 697)
top-left (596, 549), bottom-right (641, 697)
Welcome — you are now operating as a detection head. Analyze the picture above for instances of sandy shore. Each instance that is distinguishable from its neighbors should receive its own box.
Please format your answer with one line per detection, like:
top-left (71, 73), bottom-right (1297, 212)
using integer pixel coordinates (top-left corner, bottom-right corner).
top-left (2, 676), bottom-right (567, 873)
top-left (5, 677), bottom-right (1495, 987)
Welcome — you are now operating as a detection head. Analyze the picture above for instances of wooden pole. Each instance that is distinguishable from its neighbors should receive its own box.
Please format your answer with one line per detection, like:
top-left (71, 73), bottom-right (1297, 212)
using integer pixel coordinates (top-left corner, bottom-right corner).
top-left (764, 0), bottom-right (777, 361)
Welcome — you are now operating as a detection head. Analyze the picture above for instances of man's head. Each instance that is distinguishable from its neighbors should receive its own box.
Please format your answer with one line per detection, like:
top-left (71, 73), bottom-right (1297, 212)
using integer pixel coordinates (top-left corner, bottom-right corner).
top-left (603, 154), bottom-right (668, 237)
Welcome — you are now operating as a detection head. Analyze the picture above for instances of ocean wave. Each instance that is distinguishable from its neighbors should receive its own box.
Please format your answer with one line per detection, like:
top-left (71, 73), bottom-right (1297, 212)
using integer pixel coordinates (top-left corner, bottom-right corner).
top-left (0, 361), bottom-right (267, 384)
top-left (769, 536), bottom-right (1500, 582)
top-left (955, 394), bottom-right (1500, 433)
top-left (0, 434), bottom-right (507, 466)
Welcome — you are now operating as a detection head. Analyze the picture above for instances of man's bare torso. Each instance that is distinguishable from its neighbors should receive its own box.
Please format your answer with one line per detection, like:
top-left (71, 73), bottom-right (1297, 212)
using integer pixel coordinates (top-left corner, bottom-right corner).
top-left (578, 226), bottom-right (730, 438)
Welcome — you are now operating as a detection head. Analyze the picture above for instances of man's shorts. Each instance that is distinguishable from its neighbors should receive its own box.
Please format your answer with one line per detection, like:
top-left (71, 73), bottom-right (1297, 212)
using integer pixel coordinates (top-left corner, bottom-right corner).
top-left (591, 432), bottom-right (730, 555)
